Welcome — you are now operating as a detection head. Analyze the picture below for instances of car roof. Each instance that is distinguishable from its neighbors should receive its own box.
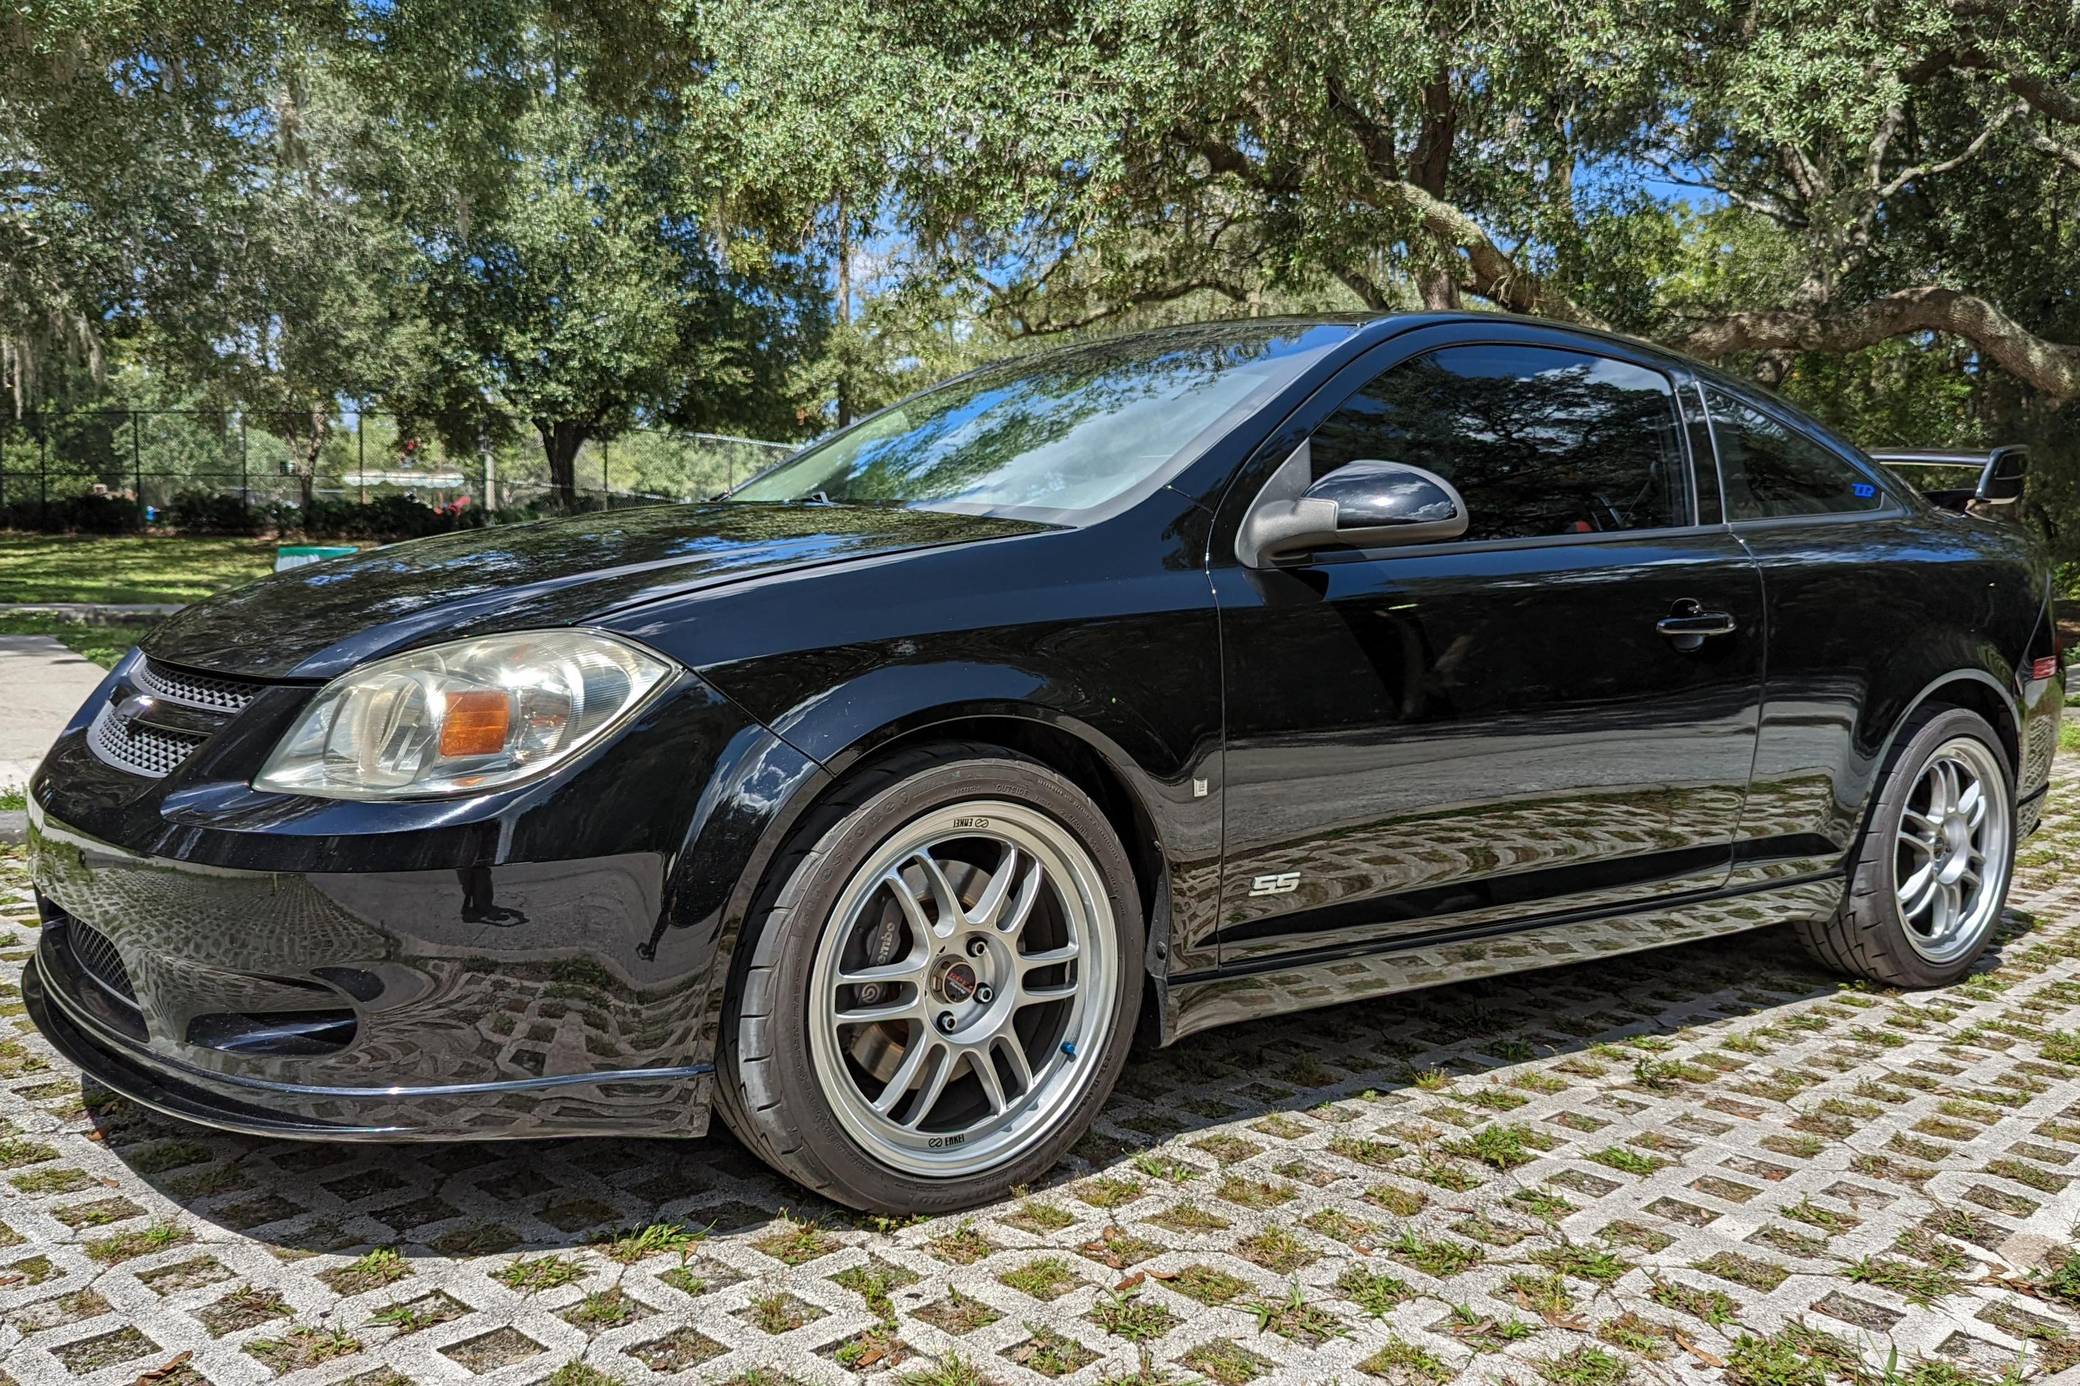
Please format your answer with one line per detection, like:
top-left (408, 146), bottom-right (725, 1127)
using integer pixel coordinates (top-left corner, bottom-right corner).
top-left (1081, 310), bottom-right (1700, 369)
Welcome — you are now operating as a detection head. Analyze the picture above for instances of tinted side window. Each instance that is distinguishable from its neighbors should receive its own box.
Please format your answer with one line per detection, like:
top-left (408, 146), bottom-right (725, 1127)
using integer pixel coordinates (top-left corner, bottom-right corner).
top-left (1311, 344), bottom-right (1686, 541)
top-left (1705, 388), bottom-right (1887, 519)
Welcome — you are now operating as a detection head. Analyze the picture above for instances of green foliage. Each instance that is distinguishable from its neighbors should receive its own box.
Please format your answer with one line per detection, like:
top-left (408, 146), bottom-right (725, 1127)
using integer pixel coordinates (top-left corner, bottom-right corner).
top-left (9, 0), bottom-right (2080, 562)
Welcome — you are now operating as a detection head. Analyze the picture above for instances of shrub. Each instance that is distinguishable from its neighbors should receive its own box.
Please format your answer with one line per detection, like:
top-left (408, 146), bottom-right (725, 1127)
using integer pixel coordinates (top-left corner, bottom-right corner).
top-left (0, 493), bottom-right (143, 533)
top-left (166, 489), bottom-right (264, 534)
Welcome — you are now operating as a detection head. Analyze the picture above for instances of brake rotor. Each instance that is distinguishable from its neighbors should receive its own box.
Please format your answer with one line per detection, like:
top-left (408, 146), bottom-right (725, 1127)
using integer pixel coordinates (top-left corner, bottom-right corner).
top-left (845, 858), bottom-right (986, 1084)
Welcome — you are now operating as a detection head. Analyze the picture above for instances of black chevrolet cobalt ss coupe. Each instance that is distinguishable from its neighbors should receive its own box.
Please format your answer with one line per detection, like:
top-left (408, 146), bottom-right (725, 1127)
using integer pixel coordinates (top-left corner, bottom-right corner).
top-left (25, 314), bottom-right (2065, 1211)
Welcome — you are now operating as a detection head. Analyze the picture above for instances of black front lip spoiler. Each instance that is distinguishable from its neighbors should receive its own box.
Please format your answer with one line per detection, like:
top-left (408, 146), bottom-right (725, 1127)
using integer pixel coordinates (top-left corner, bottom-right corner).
top-left (23, 954), bottom-right (714, 1143)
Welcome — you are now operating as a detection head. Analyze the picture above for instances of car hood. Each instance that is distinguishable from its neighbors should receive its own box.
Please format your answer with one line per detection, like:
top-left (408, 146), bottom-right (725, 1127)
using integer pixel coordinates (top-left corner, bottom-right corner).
top-left (143, 503), bottom-right (1049, 680)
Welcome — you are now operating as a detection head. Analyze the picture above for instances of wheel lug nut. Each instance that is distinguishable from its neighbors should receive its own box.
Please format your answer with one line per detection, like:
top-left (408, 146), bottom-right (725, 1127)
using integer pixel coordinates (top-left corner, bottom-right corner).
top-left (936, 1012), bottom-right (957, 1034)
top-left (975, 984), bottom-right (994, 1004)
top-left (966, 938), bottom-right (986, 958)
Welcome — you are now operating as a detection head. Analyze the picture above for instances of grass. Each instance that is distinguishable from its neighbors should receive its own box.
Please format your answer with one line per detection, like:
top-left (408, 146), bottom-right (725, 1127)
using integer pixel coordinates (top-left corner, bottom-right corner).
top-left (1090, 1286), bottom-right (1178, 1342)
top-left (563, 1289), bottom-right (642, 1329)
top-left (1444, 1123), bottom-right (1539, 1170)
top-left (320, 1246), bottom-right (410, 1295)
top-left (750, 1214), bottom-right (836, 1266)
top-left (1537, 1345), bottom-right (1632, 1386)
top-left (1006, 1325), bottom-right (1097, 1378)
top-left (494, 1255), bottom-right (584, 1293)
top-left (2036, 1250), bottom-right (2080, 1307)
top-left (1724, 1330), bottom-right (1826, 1386)
top-left (897, 1355), bottom-right (995, 1386)
top-left (1237, 1225), bottom-right (1317, 1274)
top-left (1846, 1254), bottom-right (1963, 1304)
top-left (1334, 1265), bottom-right (1413, 1317)
top-left (1587, 1146), bottom-right (1667, 1176)
top-left (1647, 1278), bottom-right (1739, 1326)
top-left (999, 1258), bottom-right (1079, 1301)
top-left (246, 1324), bottom-right (361, 1371)
top-left (1531, 1243), bottom-right (1631, 1286)
top-left (597, 1220), bottom-right (702, 1265)
top-left (544, 1366), bottom-right (621, 1386)
top-left (1246, 1282), bottom-right (1348, 1345)
top-left (1169, 1264), bottom-right (1250, 1306)
top-left (831, 1259), bottom-right (919, 1318)
top-left (0, 612), bottom-right (153, 667)
top-left (83, 1219), bottom-right (188, 1263)
top-left (1177, 1338), bottom-right (1271, 1385)
top-left (0, 535), bottom-right (278, 605)
top-left (1359, 1337), bottom-right (1452, 1382)
top-left (1385, 1228), bottom-right (1483, 1278)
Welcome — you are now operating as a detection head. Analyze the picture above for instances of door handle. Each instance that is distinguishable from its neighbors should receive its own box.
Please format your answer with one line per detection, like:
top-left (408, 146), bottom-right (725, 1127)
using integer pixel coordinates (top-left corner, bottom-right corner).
top-left (1657, 601), bottom-right (1736, 651)
top-left (1656, 612), bottom-right (1737, 638)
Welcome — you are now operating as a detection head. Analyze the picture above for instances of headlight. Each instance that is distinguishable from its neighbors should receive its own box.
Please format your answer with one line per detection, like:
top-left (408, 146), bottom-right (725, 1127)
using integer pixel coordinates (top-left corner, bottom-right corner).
top-left (254, 630), bottom-right (676, 800)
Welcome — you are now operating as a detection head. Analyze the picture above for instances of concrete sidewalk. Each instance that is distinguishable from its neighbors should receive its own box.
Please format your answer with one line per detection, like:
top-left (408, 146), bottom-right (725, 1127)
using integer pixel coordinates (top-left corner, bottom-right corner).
top-left (0, 634), bottom-right (108, 793)
top-left (0, 600), bottom-right (182, 621)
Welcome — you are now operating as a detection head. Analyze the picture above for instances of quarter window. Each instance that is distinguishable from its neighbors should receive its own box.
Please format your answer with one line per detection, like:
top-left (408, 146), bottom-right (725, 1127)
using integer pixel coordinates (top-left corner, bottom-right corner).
top-left (1310, 344), bottom-right (1687, 541)
top-left (1704, 387), bottom-right (1888, 519)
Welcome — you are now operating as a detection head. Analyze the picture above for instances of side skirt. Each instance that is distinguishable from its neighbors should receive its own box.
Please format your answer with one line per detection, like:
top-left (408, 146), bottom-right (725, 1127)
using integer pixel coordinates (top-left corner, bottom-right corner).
top-left (1162, 874), bottom-right (1844, 1044)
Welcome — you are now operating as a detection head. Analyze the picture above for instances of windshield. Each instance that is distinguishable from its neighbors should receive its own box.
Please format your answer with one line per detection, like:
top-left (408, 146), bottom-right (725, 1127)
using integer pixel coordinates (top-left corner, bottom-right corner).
top-left (729, 321), bottom-right (1355, 521)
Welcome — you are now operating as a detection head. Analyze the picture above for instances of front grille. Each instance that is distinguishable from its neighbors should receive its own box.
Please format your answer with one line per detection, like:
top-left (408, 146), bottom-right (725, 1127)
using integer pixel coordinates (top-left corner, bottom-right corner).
top-left (65, 917), bottom-right (140, 1010)
top-left (132, 657), bottom-right (262, 712)
top-left (84, 652), bottom-right (268, 779)
top-left (89, 701), bottom-right (209, 778)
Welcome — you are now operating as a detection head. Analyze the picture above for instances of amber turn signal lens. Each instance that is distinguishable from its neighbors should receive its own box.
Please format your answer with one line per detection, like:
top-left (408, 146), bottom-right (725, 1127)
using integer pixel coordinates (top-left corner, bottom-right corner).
top-left (439, 690), bottom-right (512, 758)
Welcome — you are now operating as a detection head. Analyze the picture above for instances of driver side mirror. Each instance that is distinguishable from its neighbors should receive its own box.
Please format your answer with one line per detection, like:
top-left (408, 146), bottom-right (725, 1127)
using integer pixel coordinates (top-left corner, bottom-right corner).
top-left (1239, 459), bottom-right (1469, 567)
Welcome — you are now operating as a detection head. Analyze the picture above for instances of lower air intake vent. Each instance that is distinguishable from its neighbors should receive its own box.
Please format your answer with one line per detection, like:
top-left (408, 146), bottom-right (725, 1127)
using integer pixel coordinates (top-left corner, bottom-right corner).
top-left (65, 917), bottom-right (140, 1009)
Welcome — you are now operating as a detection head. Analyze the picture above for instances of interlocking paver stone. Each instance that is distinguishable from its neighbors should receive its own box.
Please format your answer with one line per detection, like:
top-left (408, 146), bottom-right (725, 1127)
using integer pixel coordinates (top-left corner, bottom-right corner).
top-left (4, 758), bottom-right (2080, 1383)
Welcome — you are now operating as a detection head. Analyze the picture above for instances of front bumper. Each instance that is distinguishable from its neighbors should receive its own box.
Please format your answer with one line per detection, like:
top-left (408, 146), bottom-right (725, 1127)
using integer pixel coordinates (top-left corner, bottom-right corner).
top-left (24, 808), bottom-right (715, 1140)
top-left (21, 646), bottom-right (824, 1141)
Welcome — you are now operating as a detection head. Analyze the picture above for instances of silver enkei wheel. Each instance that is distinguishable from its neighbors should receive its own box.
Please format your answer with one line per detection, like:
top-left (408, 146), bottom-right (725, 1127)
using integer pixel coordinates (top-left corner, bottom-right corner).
top-left (1895, 735), bottom-right (2011, 965)
top-left (807, 799), bottom-right (1118, 1177)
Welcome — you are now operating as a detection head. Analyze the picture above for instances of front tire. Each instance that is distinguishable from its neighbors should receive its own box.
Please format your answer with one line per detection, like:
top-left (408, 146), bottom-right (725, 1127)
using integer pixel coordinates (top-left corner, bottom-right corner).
top-left (715, 744), bottom-right (1143, 1213)
top-left (1797, 706), bottom-right (2015, 988)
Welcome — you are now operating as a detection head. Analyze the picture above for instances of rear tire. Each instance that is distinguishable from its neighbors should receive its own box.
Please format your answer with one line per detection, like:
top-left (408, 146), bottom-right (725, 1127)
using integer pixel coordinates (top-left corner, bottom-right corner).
top-left (714, 743), bottom-right (1143, 1213)
top-left (1796, 706), bottom-right (2015, 988)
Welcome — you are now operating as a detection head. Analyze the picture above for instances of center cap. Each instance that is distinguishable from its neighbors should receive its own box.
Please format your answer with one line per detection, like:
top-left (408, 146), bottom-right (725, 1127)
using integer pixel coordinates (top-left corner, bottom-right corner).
top-left (937, 961), bottom-right (978, 1004)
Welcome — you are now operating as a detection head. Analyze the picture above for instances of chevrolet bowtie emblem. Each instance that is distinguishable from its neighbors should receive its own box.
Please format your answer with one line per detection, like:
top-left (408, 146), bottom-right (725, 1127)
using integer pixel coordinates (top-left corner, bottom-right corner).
top-left (114, 693), bottom-right (157, 725)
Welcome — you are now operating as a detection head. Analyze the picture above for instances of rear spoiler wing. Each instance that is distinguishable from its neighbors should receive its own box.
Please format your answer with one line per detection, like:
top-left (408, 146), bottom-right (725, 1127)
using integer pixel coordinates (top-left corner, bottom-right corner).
top-left (1869, 445), bottom-right (2027, 511)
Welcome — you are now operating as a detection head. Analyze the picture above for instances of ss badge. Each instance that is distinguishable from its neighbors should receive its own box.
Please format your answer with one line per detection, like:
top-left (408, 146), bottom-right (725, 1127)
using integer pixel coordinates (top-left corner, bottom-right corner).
top-left (1248, 871), bottom-right (1301, 898)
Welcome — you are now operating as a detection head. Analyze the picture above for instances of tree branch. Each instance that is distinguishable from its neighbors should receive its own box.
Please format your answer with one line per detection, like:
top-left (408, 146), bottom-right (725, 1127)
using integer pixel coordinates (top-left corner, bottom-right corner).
top-left (1670, 286), bottom-right (2080, 400)
top-left (2026, 130), bottom-right (2080, 174)
top-left (1371, 179), bottom-right (1608, 328)
top-left (1640, 154), bottom-right (1808, 227)
top-left (1999, 66), bottom-right (2080, 126)
top-left (989, 276), bottom-right (1247, 337)
top-left (1870, 100), bottom-right (2024, 203)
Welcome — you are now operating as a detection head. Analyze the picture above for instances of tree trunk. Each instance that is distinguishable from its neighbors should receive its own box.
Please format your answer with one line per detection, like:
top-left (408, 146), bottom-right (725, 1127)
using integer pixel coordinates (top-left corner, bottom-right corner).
top-left (835, 194), bottom-right (853, 428)
top-left (1415, 269), bottom-right (1461, 311)
top-left (1408, 71), bottom-right (1461, 311)
top-left (297, 407), bottom-right (328, 510)
top-left (537, 419), bottom-right (588, 508)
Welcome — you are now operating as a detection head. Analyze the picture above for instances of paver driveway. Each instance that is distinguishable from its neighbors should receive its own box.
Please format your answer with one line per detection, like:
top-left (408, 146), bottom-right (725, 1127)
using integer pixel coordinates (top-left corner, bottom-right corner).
top-left (3, 762), bottom-right (2078, 1386)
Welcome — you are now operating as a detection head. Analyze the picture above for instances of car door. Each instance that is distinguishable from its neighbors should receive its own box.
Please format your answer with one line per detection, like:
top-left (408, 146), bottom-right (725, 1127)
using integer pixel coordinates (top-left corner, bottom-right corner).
top-left (1698, 383), bottom-right (1981, 886)
top-left (1209, 325), bottom-right (1766, 967)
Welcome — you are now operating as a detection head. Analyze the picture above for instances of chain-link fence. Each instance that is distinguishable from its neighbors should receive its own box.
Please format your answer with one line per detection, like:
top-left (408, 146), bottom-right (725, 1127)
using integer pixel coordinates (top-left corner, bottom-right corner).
top-left (0, 409), bottom-right (796, 523)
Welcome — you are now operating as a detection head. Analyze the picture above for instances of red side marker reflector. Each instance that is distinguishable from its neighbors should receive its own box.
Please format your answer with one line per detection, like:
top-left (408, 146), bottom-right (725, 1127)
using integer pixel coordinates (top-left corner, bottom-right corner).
top-left (2031, 656), bottom-right (2059, 682)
